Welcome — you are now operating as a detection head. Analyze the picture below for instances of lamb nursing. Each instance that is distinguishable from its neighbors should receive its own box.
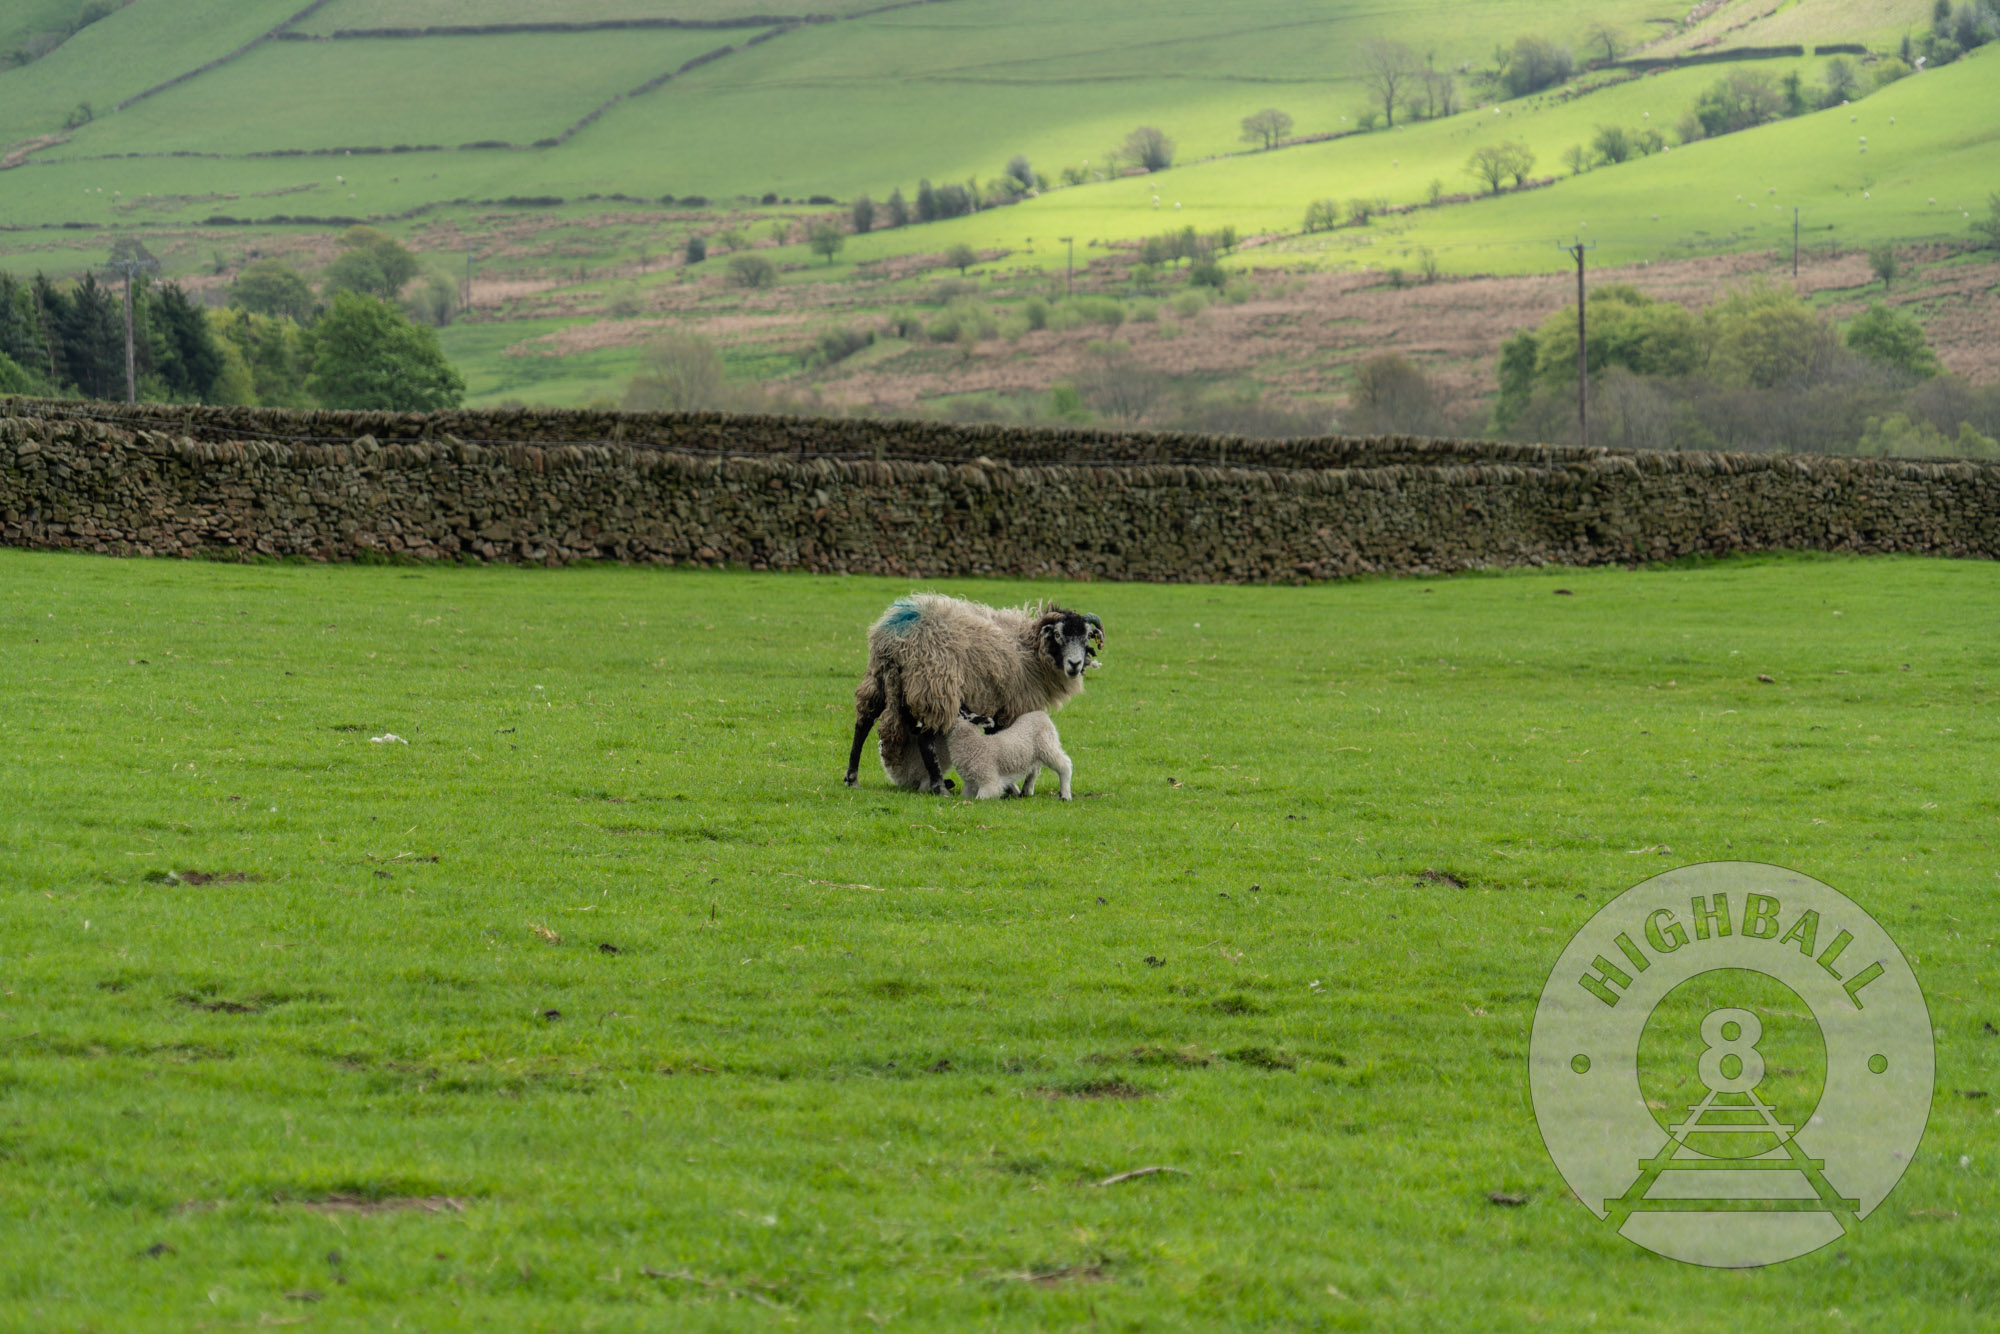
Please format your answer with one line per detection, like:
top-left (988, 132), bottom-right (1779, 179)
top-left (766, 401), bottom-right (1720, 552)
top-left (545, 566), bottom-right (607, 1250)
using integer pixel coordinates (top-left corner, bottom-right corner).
top-left (947, 709), bottom-right (1073, 801)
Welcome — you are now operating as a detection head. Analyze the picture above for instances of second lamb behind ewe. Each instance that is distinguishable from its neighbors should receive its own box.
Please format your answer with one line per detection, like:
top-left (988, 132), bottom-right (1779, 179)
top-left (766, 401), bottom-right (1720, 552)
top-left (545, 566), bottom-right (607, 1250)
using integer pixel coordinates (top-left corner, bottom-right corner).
top-left (947, 709), bottom-right (1073, 801)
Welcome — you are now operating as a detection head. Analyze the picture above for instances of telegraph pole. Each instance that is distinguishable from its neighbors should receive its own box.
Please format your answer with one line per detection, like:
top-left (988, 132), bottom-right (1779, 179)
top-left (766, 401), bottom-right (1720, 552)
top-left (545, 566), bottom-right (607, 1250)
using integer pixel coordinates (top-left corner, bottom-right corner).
top-left (1557, 238), bottom-right (1595, 447)
top-left (1057, 235), bottom-right (1074, 298)
top-left (104, 239), bottom-right (158, 406)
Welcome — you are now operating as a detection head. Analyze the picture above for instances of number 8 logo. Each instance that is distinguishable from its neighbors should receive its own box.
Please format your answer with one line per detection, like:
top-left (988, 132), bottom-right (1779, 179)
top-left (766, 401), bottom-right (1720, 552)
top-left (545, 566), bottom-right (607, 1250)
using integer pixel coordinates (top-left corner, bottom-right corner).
top-left (1697, 1007), bottom-right (1765, 1094)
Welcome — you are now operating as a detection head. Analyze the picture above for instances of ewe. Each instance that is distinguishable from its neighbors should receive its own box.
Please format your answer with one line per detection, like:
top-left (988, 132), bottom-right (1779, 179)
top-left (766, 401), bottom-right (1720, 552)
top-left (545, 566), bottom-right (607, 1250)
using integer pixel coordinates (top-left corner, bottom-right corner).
top-left (846, 594), bottom-right (1102, 794)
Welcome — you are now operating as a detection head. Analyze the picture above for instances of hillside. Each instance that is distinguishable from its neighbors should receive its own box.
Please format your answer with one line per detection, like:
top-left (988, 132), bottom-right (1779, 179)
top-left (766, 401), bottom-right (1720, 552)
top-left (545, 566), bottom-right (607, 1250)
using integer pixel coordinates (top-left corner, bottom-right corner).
top-left (3, 0), bottom-right (1995, 427)
top-left (0, 0), bottom-right (1803, 220)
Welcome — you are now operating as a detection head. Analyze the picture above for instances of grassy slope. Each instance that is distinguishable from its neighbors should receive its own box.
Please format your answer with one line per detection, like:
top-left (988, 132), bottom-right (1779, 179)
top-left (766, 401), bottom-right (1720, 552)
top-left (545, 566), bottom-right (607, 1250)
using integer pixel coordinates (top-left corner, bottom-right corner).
top-left (0, 549), bottom-right (1995, 1330)
top-left (0, 0), bottom-right (305, 143)
top-left (1646, 0), bottom-right (1935, 56)
top-left (0, 0), bottom-right (85, 60)
top-left (5, 0), bottom-right (1670, 221)
top-left (83, 29), bottom-right (750, 156)
top-left (741, 46), bottom-right (1998, 278)
top-left (295, 0), bottom-right (897, 28)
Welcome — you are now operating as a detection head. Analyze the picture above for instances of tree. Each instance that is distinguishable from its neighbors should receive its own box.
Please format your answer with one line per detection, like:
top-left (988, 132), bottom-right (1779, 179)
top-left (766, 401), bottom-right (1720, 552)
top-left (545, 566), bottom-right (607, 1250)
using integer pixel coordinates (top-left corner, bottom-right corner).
top-left (1704, 283), bottom-right (1840, 390)
top-left (1500, 35), bottom-right (1574, 97)
top-left (141, 282), bottom-right (225, 402)
top-left (1561, 144), bottom-right (1588, 176)
top-left (303, 291), bottom-right (463, 411)
top-left (885, 187), bottom-right (910, 228)
top-left (1846, 302), bottom-right (1941, 378)
top-left (1467, 144), bottom-right (1511, 194)
top-left (1693, 70), bottom-right (1784, 137)
top-left (1345, 354), bottom-right (1445, 435)
top-left (915, 179), bottom-right (940, 223)
top-left (851, 194), bottom-right (876, 234)
top-left (945, 243), bottom-right (979, 275)
top-left (1303, 198), bottom-right (1340, 232)
top-left (1971, 192), bottom-right (2000, 250)
top-left (1240, 107), bottom-right (1294, 150)
top-left (684, 234), bottom-right (707, 265)
top-left (934, 183), bottom-right (973, 218)
top-left (1122, 126), bottom-right (1175, 172)
top-left (622, 334), bottom-right (728, 412)
top-left (808, 220), bottom-right (845, 266)
top-left (1467, 141), bottom-right (1534, 193)
top-left (1347, 197), bottom-right (1381, 225)
top-left (1502, 141), bottom-right (1537, 186)
top-left (1592, 123), bottom-right (1631, 164)
top-left (1075, 344), bottom-right (1165, 423)
top-left (1868, 243), bottom-right (1900, 287)
top-left (209, 308), bottom-right (311, 408)
top-left (0, 272), bottom-right (49, 378)
top-left (1822, 56), bottom-right (1859, 106)
top-left (45, 272), bottom-right (124, 400)
top-left (1583, 21), bottom-right (1624, 62)
top-left (1005, 154), bottom-right (1034, 189)
top-left (231, 259), bottom-right (316, 322)
top-left (1359, 39), bottom-right (1416, 127)
top-left (727, 255), bottom-right (777, 288)
top-left (321, 226), bottom-right (420, 300)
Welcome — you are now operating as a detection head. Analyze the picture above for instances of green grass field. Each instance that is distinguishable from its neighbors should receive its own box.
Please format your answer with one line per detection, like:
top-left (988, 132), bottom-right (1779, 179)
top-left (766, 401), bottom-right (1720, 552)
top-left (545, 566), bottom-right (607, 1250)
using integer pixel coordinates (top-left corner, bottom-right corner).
top-left (83, 29), bottom-right (743, 157)
top-left (3, 547), bottom-right (1996, 1329)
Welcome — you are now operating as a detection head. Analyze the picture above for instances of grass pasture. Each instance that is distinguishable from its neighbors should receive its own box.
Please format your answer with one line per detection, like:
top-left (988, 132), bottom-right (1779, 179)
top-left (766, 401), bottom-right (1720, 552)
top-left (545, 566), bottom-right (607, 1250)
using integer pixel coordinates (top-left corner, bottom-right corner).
top-left (82, 29), bottom-right (747, 158)
top-left (1, 548), bottom-right (1996, 1330)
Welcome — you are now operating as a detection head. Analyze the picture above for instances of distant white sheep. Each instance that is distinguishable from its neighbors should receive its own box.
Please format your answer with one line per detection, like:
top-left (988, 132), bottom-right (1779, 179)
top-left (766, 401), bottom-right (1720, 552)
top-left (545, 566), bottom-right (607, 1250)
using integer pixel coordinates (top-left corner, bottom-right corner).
top-left (947, 709), bottom-right (1072, 801)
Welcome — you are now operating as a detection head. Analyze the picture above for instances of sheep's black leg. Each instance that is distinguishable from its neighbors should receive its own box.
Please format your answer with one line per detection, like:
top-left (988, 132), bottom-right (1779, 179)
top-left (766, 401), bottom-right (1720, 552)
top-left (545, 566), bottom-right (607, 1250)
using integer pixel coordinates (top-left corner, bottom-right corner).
top-left (915, 729), bottom-right (948, 795)
top-left (845, 698), bottom-right (883, 787)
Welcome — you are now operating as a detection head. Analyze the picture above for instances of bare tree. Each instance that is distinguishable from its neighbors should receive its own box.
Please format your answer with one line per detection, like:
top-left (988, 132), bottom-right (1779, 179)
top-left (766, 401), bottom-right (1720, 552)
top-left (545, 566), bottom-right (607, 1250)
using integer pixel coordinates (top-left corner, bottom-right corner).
top-left (1239, 107), bottom-right (1294, 150)
top-left (1359, 39), bottom-right (1417, 127)
top-left (1466, 144), bottom-right (1510, 194)
top-left (1502, 141), bottom-right (1537, 187)
top-left (1583, 22), bottom-right (1623, 63)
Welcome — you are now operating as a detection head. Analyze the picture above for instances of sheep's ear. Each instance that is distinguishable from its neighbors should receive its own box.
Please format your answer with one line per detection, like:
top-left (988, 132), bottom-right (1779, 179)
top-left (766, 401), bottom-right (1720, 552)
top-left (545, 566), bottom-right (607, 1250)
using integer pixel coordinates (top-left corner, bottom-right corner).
top-left (1038, 618), bottom-right (1064, 653)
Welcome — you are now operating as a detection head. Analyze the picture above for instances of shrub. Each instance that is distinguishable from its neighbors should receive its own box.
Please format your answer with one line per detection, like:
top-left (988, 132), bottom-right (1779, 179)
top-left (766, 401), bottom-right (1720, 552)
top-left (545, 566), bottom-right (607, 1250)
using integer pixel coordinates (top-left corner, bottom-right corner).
top-left (1130, 300), bottom-right (1160, 324)
top-left (886, 307), bottom-right (923, 338)
top-left (683, 235), bottom-right (707, 265)
top-left (1170, 291), bottom-right (1209, 318)
top-left (1069, 296), bottom-right (1126, 328)
top-left (1022, 296), bottom-right (1050, 331)
top-left (811, 324), bottom-right (873, 366)
top-left (1303, 198), bottom-right (1340, 233)
top-left (727, 255), bottom-right (777, 288)
top-left (1188, 258), bottom-right (1226, 289)
top-left (1122, 126), bottom-right (1175, 172)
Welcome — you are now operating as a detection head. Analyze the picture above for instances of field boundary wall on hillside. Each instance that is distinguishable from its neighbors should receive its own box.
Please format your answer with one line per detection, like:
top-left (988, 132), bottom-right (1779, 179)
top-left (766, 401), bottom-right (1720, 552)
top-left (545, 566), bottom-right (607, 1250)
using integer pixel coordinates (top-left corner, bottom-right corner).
top-left (2, 399), bottom-right (1995, 581)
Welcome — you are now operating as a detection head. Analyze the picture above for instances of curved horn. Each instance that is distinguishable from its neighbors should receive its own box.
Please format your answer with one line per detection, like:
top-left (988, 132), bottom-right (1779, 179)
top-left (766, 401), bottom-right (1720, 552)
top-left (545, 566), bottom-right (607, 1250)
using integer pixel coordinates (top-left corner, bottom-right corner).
top-left (1081, 611), bottom-right (1104, 650)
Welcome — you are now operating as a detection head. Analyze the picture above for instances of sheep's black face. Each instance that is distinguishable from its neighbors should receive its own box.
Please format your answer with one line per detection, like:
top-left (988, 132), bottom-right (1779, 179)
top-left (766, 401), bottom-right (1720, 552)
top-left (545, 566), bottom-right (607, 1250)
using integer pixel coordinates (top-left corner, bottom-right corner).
top-left (1039, 610), bottom-right (1097, 679)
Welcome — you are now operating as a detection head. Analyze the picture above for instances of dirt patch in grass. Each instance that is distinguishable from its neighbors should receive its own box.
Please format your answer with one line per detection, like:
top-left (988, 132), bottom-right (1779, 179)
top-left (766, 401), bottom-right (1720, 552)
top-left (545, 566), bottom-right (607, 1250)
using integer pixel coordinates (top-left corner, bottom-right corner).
top-left (1032, 1078), bottom-right (1152, 1100)
top-left (1086, 1044), bottom-right (1211, 1067)
top-left (293, 1195), bottom-right (467, 1216)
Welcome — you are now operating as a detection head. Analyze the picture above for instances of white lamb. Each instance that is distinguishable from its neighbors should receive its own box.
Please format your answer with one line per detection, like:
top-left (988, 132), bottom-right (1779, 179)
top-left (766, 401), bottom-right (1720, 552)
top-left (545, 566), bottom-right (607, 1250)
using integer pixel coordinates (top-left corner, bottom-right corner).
top-left (946, 709), bottom-right (1073, 801)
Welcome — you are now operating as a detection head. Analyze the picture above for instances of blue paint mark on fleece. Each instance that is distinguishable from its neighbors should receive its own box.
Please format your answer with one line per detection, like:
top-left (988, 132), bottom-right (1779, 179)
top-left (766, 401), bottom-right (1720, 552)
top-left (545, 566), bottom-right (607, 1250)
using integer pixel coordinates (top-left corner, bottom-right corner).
top-left (881, 597), bottom-right (923, 636)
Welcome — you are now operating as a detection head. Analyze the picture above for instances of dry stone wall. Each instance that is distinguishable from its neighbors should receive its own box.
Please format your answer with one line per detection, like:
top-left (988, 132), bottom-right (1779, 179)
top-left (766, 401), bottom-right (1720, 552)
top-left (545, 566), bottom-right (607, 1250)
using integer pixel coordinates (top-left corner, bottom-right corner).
top-left (2, 400), bottom-right (1996, 580)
